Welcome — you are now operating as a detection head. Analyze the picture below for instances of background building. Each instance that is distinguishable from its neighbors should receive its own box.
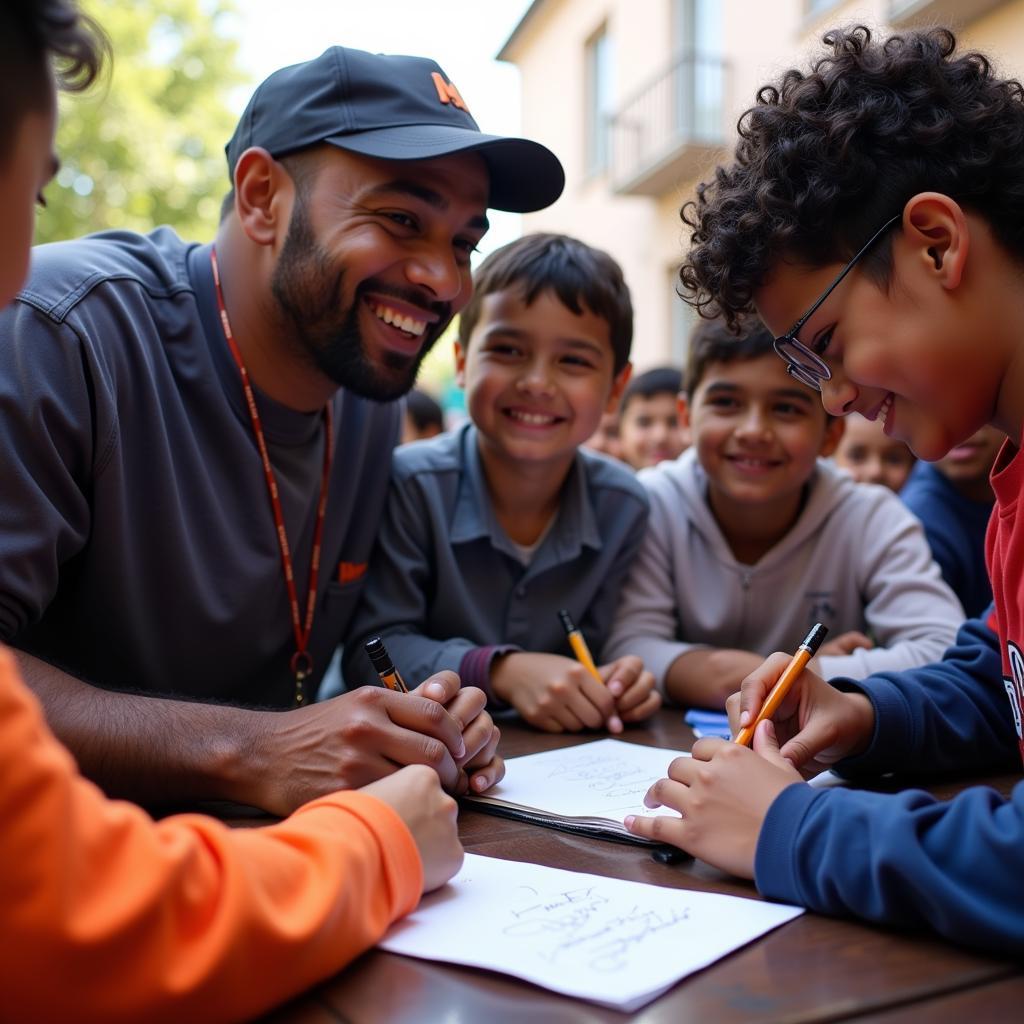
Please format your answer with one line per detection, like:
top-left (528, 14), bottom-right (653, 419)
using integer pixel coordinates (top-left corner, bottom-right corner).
top-left (499, 0), bottom-right (1024, 369)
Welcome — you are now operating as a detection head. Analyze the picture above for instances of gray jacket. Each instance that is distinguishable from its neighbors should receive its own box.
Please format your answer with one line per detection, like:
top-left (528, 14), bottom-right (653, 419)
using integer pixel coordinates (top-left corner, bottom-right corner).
top-left (605, 448), bottom-right (965, 690)
top-left (0, 231), bottom-right (399, 706)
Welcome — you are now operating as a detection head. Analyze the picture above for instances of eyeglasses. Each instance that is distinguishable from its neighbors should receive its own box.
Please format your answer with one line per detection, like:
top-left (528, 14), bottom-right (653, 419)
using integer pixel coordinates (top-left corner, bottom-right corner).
top-left (772, 213), bottom-right (902, 392)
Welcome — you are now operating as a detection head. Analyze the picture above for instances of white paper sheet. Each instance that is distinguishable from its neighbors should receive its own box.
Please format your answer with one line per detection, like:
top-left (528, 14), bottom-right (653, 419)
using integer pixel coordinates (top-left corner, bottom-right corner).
top-left (481, 738), bottom-right (689, 820)
top-left (380, 853), bottom-right (804, 1012)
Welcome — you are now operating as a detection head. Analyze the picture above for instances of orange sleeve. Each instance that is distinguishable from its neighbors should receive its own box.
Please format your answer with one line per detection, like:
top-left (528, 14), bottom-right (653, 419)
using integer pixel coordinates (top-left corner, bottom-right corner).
top-left (0, 646), bottom-right (422, 1023)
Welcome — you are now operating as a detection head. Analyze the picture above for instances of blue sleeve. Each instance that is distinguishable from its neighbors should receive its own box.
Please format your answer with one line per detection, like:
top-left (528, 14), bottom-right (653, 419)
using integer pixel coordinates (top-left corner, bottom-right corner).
top-left (834, 610), bottom-right (1018, 778)
top-left (923, 517), bottom-right (966, 598)
top-left (756, 781), bottom-right (1024, 954)
top-left (755, 609), bottom-right (1024, 953)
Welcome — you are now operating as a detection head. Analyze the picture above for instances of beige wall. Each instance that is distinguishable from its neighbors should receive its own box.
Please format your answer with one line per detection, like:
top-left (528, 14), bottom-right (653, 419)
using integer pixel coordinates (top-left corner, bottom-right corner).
top-left (503, 0), bottom-right (1024, 368)
top-left (507, 0), bottom-right (678, 370)
top-left (965, 3), bottom-right (1024, 72)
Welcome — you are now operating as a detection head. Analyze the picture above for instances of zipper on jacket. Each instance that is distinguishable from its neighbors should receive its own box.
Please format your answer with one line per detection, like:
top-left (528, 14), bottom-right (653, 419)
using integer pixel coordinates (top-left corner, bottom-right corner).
top-left (738, 567), bottom-right (754, 641)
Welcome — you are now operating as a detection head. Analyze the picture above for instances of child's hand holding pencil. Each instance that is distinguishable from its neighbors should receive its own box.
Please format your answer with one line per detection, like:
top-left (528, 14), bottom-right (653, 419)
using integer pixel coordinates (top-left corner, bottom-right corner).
top-left (557, 609), bottom-right (660, 732)
top-left (728, 641), bottom-right (876, 778)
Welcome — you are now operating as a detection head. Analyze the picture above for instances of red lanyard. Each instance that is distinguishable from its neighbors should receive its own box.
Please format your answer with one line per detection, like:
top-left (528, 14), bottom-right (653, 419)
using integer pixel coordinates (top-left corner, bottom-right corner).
top-left (210, 248), bottom-right (334, 707)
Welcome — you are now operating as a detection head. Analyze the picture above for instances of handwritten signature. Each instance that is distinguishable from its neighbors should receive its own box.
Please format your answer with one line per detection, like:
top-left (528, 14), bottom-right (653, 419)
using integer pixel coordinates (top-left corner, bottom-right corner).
top-left (547, 752), bottom-right (665, 801)
top-left (504, 886), bottom-right (691, 972)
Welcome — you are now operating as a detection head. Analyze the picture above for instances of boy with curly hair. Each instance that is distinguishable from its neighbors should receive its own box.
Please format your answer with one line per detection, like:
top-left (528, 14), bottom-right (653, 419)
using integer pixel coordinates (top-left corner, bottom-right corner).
top-left (626, 25), bottom-right (1024, 953)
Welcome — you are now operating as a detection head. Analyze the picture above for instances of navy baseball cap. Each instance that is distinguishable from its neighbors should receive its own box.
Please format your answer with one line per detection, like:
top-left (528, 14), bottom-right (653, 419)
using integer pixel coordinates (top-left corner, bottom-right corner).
top-left (225, 46), bottom-right (565, 213)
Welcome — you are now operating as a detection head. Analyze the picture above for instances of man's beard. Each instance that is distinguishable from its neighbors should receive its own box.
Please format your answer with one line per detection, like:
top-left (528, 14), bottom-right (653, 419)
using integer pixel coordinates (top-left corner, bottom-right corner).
top-left (270, 197), bottom-right (450, 402)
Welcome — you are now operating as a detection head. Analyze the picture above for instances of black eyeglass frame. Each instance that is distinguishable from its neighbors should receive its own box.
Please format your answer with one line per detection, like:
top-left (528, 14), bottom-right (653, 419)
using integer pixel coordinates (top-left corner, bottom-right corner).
top-left (772, 213), bottom-right (903, 392)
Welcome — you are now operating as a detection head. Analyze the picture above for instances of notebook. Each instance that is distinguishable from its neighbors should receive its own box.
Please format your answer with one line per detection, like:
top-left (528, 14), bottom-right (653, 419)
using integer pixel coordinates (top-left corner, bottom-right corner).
top-left (462, 738), bottom-right (687, 846)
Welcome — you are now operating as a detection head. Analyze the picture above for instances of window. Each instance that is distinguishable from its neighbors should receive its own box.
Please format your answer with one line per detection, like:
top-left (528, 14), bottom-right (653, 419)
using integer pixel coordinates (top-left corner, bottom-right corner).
top-left (585, 26), bottom-right (614, 175)
top-left (670, 264), bottom-right (696, 369)
top-left (806, 0), bottom-right (843, 15)
top-left (673, 0), bottom-right (723, 139)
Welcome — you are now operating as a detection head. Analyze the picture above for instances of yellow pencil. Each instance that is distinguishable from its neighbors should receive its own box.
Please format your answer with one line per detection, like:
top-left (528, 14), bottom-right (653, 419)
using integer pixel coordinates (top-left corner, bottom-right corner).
top-left (557, 609), bottom-right (604, 685)
top-left (733, 623), bottom-right (828, 747)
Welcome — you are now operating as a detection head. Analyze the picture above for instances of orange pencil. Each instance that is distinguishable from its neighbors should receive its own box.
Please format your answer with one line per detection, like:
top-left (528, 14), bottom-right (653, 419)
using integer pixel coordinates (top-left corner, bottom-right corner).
top-left (733, 623), bottom-right (828, 747)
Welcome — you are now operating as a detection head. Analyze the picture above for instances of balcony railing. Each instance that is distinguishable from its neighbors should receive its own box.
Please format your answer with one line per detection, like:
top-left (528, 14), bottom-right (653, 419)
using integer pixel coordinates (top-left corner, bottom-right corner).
top-left (888, 0), bottom-right (1006, 27)
top-left (609, 52), bottom-right (728, 197)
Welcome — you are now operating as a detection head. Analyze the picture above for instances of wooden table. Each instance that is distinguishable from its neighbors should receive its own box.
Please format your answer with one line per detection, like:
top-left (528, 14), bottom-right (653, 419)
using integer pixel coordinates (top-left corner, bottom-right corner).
top-left (264, 711), bottom-right (1021, 1023)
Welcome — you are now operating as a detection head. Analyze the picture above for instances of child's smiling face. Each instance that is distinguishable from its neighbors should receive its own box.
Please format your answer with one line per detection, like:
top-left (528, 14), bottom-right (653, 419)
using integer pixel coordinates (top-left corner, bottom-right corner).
top-left (456, 286), bottom-right (630, 471)
top-left (832, 414), bottom-right (916, 492)
top-left (755, 197), bottom-right (1012, 462)
top-left (685, 353), bottom-right (841, 523)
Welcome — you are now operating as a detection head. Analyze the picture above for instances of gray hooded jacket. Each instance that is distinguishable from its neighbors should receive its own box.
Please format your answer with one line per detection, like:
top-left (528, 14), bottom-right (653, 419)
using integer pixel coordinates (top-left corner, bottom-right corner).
top-left (605, 448), bottom-right (965, 690)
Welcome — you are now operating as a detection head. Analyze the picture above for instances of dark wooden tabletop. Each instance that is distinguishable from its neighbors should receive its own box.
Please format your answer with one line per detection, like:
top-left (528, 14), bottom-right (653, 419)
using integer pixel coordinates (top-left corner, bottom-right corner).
top-left (263, 710), bottom-right (1021, 1023)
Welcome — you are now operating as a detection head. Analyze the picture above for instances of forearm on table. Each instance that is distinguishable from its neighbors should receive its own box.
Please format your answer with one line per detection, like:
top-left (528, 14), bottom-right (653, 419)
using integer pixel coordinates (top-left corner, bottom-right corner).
top-left (15, 648), bottom-right (272, 806)
top-left (665, 647), bottom-right (762, 708)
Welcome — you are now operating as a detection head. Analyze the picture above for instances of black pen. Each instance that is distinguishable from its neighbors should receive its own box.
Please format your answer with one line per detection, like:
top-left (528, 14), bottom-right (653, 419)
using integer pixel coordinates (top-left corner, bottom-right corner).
top-left (364, 635), bottom-right (409, 693)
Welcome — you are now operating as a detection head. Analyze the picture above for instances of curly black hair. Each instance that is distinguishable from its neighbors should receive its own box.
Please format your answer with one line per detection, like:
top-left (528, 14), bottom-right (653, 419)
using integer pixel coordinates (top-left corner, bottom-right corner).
top-left (0, 0), bottom-right (108, 164)
top-left (679, 25), bottom-right (1024, 328)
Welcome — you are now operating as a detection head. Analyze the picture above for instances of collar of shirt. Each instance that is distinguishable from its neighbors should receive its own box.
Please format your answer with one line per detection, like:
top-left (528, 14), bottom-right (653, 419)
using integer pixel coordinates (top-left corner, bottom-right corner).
top-left (449, 423), bottom-right (603, 572)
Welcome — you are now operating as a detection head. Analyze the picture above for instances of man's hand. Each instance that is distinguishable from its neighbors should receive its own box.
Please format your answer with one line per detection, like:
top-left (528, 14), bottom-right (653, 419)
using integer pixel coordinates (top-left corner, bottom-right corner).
top-left (254, 673), bottom-right (471, 815)
top-left (624, 724), bottom-right (802, 877)
top-left (418, 675), bottom-right (504, 794)
top-left (491, 652), bottom-right (621, 733)
top-left (361, 765), bottom-right (464, 893)
top-left (602, 655), bottom-right (661, 723)
top-left (727, 652), bottom-right (876, 776)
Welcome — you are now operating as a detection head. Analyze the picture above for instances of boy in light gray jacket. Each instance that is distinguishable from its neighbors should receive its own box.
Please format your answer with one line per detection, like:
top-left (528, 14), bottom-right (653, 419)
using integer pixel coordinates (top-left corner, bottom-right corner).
top-left (605, 318), bottom-right (965, 709)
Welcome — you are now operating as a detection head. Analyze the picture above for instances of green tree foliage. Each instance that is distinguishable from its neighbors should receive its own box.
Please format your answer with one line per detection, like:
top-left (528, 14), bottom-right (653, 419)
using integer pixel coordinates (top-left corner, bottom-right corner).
top-left (37, 0), bottom-right (248, 244)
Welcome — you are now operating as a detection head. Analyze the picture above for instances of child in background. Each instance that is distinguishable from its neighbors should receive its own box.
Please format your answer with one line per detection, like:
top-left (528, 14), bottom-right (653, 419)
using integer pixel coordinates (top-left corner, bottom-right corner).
top-left (347, 233), bottom-right (661, 733)
top-left (584, 408), bottom-right (625, 461)
top-left (617, 366), bottom-right (688, 469)
top-left (833, 411), bottom-right (915, 492)
top-left (901, 425), bottom-right (1002, 617)
top-left (0, 2), bottom-right (462, 1020)
top-left (626, 25), bottom-right (1024, 953)
top-left (605, 316), bottom-right (964, 709)
top-left (401, 387), bottom-right (445, 444)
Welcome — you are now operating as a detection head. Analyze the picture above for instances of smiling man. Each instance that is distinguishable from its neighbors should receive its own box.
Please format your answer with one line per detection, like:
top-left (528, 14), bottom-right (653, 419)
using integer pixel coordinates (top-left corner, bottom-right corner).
top-left (0, 45), bottom-right (563, 815)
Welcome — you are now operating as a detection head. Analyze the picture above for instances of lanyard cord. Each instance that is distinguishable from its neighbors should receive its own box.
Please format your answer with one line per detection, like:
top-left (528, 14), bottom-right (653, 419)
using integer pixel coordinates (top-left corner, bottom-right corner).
top-left (210, 247), bottom-right (334, 707)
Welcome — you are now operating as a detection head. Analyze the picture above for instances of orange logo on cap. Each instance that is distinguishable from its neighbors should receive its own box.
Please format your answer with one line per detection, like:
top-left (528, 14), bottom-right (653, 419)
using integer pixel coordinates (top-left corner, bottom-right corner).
top-left (431, 72), bottom-right (470, 114)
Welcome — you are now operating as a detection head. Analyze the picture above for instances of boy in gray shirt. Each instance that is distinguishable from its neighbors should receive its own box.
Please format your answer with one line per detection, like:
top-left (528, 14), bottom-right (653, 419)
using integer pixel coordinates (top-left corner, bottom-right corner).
top-left (347, 234), bottom-right (660, 733)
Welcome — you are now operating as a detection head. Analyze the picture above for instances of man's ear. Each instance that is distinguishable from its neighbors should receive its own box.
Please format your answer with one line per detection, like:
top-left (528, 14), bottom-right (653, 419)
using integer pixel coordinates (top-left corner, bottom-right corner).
top-left (232, 147), bottom-right (294, 248)
top-left (902, 192), bottom-right (969, 290)
top-left (819, 414), bottom-right (845, 458)
top-left (454, 339), bottom-right (467, 387)
top-left (605, 361), bottom-right (632, 413)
